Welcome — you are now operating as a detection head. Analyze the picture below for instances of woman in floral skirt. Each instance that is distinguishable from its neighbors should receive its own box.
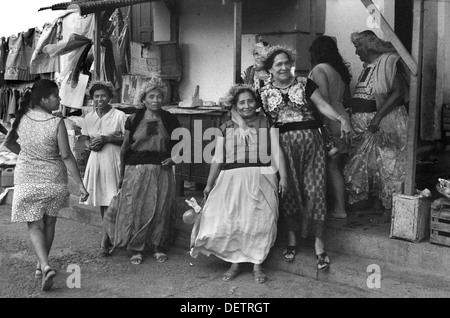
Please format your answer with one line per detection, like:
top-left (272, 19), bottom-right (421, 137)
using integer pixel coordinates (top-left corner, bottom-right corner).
top-left (258, 45), bottom-right (353, 270)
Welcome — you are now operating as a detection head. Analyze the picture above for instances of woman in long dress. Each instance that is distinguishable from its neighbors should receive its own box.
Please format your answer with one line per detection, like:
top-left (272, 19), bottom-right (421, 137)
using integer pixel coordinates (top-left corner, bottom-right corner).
top-left (257, 45), bottom-right (353, 270)
top-left (104, 75), bottom-right (180, 265)
top-left (81, 81), bottom-right (126, 255)
top-left (5, 79), bottom-right (88, 291)
top-left (190, 85), bottom-right (288, 283)
top-left (344, 30), bottom-right (409, 224)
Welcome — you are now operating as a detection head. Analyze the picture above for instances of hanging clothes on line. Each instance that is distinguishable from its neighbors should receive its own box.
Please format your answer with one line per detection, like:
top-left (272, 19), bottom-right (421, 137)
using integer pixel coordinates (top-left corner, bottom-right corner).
top-left (4, 29), bottom-right (40, 81)
top-left (30, 20), bottom-right (62, 75)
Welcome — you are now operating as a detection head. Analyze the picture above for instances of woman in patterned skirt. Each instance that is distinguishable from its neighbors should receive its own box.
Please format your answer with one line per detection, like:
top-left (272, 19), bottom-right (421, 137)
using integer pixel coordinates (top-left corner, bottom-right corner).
top-left (258, 45), bottom-right (353, 270)
top-left (4, 79), bottom-right (89, 291)
top-left (103, 74), bottom-right (180, 265)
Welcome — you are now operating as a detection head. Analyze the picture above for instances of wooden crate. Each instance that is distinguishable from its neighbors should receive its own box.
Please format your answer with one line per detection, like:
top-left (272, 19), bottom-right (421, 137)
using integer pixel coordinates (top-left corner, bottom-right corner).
top-left (390, 194), bottom-right (431, 243)
top-left (430, 198), bottom-right (450, 247)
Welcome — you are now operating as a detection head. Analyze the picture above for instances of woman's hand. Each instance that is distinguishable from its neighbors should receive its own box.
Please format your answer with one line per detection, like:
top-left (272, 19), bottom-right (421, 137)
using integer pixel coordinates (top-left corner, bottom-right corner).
top-left (339, 117), bottom-right (354, 143)
top-left (79, 185), bottom-right (89, 202)
top-left (278, 177), bottom-right (288, 198)
top-left (161, 158), bottom-right (174, 169)
top-left (203, 184), bottom-right (213, 197)
top-left (368, 116), bottom-right (381, 133)
top-left (89, 135), bottom-right (112, 151)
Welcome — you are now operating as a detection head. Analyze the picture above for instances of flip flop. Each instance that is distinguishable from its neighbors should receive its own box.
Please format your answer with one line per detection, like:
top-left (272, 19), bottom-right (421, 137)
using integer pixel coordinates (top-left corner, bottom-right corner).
top-left (130, 254), bottom-right (143, 265)
top-left (317, 252), bottom-right (330, 271)
top-left (153, 252), bottom-right (168, 263)
top-left (41, 266), bottom-right (56, 291)
top-left (35, 263), bottom-right (42, 279)
top-left (222, 268), bottom-right (240, 281)
top-left (282, 245), bottom-right (296, 262)
top-left (253, 269), bottom-right (267, 284)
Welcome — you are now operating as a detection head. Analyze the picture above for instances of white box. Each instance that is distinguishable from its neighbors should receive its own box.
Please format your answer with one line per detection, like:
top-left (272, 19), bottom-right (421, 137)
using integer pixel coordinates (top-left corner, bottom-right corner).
top-left (390, 194), bottom-right (431, 243)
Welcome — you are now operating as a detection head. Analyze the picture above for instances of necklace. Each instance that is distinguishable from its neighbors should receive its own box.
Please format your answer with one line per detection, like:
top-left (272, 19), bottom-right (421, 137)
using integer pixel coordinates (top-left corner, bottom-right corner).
top-left (272, 77), bottom-right (295, 89)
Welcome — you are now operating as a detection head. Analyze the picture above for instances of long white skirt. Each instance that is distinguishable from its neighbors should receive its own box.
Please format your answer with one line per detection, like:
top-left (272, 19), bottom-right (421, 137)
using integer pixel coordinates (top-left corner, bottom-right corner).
top-left (190, 167), bottom-right (279, 264)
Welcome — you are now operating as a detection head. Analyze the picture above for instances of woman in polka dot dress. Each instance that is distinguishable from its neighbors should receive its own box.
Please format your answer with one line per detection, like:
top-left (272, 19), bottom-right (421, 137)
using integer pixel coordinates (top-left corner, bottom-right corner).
top-left (3, 79), bottom-right (89, 291)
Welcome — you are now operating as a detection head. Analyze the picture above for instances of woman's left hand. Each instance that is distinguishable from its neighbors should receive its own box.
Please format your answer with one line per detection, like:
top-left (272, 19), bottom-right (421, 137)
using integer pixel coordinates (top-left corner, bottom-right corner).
top-left (339, 118), bottom-right (354, 143)
top-left (279, 177), bottom-right (288, 198)
top-left (161, 158), bottom-right (174, 169)
top-left (368, 116), bottom-right (381, 133)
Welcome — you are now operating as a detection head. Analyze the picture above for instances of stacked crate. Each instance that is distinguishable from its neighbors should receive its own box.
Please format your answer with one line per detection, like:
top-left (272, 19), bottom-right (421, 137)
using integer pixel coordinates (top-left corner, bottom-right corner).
top-left (430, 198), bottom-right (450, 247)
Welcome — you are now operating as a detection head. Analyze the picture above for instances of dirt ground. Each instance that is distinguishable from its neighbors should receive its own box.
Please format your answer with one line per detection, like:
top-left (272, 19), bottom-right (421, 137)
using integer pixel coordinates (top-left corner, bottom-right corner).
top-left (0, 205), bottom-right (380, 300)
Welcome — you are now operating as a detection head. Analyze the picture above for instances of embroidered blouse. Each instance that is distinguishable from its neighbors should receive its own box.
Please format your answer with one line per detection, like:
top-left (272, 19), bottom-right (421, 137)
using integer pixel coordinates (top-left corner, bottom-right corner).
top-left (259, 77), bottom-right (319, 125)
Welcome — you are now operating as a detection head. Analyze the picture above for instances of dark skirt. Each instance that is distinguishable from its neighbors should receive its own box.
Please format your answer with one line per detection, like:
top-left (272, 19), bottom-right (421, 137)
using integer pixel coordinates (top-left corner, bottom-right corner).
top-left (104, 164), bottom-right (176, 253)
top-left (279, 128), bottom-right (326, 238)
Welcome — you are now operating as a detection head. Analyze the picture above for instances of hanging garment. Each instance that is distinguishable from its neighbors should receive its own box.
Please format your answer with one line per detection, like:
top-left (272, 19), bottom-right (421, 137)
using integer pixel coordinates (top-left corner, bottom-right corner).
top-left (30, 21), bottom-right (60, 74)
top-left (0, 37), bottom-right (7, 72)
top-left (5, 29), bottom-right (39, 81)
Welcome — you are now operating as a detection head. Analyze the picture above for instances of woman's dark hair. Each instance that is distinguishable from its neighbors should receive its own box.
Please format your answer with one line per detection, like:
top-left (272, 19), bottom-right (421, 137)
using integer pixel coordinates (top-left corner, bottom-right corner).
top-left (89, 83), bottom-right (114, 99)
top-left (310, 35), bottom-right (352, 85)
top-left (232, 87), bottom-right (259, 108)
top-left (12, 79), bottom-right (58, 132)
top-left (262, 49), bottom-right (294, 72)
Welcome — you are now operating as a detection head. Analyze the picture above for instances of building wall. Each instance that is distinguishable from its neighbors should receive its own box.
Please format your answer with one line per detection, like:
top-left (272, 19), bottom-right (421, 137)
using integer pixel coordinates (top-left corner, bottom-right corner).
top-left (177, 0), bottom-right (394, 102)
top-left (323, 0), bottom-right (395, 90)
top-left (178, 0), bottom-right (234, 103)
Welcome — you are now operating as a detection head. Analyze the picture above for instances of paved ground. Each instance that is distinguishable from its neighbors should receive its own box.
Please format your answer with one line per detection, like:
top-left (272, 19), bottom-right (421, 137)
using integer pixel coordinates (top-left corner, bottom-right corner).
top-left (0, 204), bottom-right (381, 301)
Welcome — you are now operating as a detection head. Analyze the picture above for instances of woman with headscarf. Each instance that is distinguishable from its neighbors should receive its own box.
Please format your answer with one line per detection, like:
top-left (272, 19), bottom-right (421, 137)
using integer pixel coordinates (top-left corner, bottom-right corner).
top-left (190, 84), bottom-right (287, 283)
top-left (344, 30), bottom-right (409, 224)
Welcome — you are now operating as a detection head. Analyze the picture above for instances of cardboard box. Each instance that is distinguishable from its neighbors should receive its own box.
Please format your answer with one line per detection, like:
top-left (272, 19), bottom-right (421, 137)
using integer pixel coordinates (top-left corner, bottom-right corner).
top-left (390, 194), bottom-right (431, 243)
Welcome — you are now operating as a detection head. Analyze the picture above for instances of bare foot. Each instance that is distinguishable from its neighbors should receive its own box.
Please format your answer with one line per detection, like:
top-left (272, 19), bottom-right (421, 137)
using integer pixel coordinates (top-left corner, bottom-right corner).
top-left (329, 210), bottom-right (347, 219)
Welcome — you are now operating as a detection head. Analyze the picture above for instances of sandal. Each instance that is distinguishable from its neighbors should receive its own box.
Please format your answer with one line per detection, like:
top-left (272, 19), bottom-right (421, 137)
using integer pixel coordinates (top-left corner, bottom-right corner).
top-left (282, 245), bottom-right (296, 262)
top-left (317, 252), bottom-right (330, 271)
top-left (153, 252), bottom-right (168, 263)
top-left (130, 253), bottom-right (143, 265)
top-left (222, 268), bottom-right (240, 281)
top-left (35, 262), bottom-right (42, 279)
top-left (253, 268), bottom-right (267, 284)
top-left (41, 266), bottom-right (56, 291)
top-left (100, 246), bottom-right (110, 257)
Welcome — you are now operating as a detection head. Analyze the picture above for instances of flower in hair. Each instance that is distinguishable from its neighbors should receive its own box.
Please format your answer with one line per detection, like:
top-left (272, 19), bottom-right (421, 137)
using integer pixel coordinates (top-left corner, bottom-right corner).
top-left (255, 44), bottom-right (297, 70)
top-left (138, 72), bottom-right (168, 102)
top-left (222, 84), bottom-right (256, 106)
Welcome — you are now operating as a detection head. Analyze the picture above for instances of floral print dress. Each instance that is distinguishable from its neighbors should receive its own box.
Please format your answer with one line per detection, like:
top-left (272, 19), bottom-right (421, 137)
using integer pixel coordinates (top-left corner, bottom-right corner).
top-left (259, 77), bottom-right (326, 238)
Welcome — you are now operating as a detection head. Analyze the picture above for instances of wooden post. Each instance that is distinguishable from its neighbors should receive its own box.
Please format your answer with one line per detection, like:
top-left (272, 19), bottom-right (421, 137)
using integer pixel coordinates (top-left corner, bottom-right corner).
top-left (94, 11), bottom-right (102, 81)
top-left (309, 0), bottom-right (317, 44)
top-left (404, 0), bottom-right (425, 195)
top-left (233, 0), bottom-right (242, 84)
top-left (360, 0), bottom-right (418, 76)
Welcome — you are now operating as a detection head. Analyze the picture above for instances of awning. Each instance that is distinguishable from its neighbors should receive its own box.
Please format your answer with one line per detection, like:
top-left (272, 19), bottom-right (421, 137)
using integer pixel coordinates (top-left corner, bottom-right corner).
top-left (38, 0), bottom-right (158, 16)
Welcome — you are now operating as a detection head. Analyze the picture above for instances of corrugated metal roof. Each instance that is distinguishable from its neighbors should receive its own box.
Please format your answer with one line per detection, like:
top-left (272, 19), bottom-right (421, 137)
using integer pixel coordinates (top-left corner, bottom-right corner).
top-left (39, 0), bottom-right (156, 16)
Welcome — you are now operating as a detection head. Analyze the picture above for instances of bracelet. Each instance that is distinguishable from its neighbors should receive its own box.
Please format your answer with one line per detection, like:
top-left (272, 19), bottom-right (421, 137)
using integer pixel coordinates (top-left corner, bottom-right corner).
top-left (337, 115), bottom-right (345, 122)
